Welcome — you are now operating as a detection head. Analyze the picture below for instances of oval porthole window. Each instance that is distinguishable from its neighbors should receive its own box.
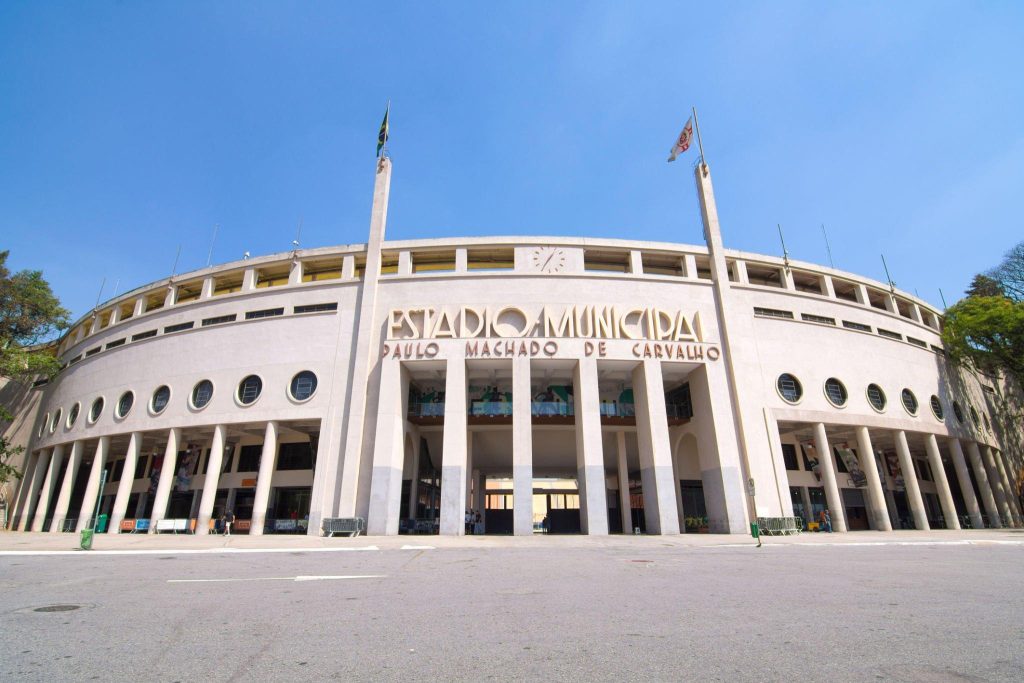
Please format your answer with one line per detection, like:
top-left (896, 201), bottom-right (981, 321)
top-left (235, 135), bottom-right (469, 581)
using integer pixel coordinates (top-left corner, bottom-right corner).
top-left (982, 413), bottom-right (991, 432)
top-left (50, 408), bottom-right (62, 434)
top-left (67, 402), bottom-right (80, 428)
top-left (953, 401), bottom-right (964, 423)
top-left (969, 405), bottom-right (979, 425)
top-left (116, 391), bottom-right (134, 418)
top-left (89, 397), bottom-right (104, 423)
top-left (237, 375), bottom-right (263, 405)
top-left (824, 378), bottom-right (848, 407)
top-left (776, 373), bottom-right (802, 403)
top-left (867, 384), bottom-right (887, 412)
top-left (930, 395), bottom-right (944, 421)
top-left (289, 370), bottom-right (318, 402)
top-left (191, 380), bottom-right (214, 409)
top-left (151, 385), bottom-right (171, 414)
top-left (901, 389), bottom-right (918, 416)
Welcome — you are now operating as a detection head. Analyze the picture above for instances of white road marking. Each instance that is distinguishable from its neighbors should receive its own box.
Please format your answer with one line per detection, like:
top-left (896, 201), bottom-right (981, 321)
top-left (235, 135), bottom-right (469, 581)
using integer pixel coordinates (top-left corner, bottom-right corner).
top-left (400, 544), bottom-right (435, 550)
top-left (0, 546), bottom-right (380, 557)
top-left (168, 574), bottom-right (385, 583)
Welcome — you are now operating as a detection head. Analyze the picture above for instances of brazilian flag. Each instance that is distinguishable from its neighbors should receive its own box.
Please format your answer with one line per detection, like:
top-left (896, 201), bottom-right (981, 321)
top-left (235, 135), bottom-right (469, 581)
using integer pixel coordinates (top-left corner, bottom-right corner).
top-left (376, 104), bottom-right (389, 157)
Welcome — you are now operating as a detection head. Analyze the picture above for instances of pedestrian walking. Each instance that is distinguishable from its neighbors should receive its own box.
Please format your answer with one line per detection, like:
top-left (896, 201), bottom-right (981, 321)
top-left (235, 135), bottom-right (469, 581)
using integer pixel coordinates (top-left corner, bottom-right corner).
top-left (222, 509), bottom-right (235, 536)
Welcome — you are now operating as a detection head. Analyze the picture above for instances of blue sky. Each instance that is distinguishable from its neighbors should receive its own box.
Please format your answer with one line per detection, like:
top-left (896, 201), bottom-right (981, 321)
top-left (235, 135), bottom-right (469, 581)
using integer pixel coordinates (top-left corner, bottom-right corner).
top-left (2, 2), bottom-right (1022, 323)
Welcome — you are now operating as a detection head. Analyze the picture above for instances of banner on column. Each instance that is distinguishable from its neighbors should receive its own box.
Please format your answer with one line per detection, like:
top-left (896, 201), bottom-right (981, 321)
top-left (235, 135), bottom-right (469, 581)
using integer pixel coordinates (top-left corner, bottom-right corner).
top-left (836, 446), bottom-right (866, 488)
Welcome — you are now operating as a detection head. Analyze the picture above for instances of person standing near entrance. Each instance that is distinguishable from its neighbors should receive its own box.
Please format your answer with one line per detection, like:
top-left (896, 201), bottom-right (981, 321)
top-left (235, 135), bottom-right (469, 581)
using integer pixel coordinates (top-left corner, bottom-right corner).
top-left (465, 509), bottom-right (473, 535)
top-left (222, 509), bottom-right (235, 536)
top-left (820, 509), bottom-right (832, 533)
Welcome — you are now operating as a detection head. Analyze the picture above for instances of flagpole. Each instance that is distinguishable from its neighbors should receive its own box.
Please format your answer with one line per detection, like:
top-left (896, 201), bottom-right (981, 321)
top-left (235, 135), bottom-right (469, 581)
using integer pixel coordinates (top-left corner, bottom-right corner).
top-left (691, 106), bottom-right (707, 171)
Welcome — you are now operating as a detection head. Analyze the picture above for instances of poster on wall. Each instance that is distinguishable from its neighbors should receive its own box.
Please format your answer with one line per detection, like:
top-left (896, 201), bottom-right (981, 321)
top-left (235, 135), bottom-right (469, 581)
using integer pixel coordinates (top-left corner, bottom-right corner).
top-left (801, 442), bottom-right (822, 482)
top-left (883, 450), bottom-right (905, 491)
top-left (836, 446), bottom-right (866, 487)
top-left (176, 444), bottom-right (196, 492)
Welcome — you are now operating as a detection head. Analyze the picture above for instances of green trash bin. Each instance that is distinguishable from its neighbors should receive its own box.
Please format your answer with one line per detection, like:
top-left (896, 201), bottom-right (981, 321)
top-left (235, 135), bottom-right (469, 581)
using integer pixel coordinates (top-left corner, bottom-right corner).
top-left (96, 514), bottom-right (109, 533)
top-left (750, 521), bottom-right (760, 539)
top-left (80, 529), bottom-right (94, 551)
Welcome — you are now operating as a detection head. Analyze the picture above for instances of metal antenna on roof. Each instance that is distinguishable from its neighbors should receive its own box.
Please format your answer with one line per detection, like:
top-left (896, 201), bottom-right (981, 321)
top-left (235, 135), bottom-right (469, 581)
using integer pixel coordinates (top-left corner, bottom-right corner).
top-left (111, 278), bottom-right (120, 297)
top-left (293, 216), bottom-right (303, 251)
top-left (94, 277), bottom-right (106, 308)
top-left (170, 245), bottom-right (182, 278)
top-left (821, 224), bottom-right (835, 269)
top-left (777, 224), bottom-right (791, 270)
top-left (206, 223), bottom-right (219, 268)
top-left (939, 288), bottom-right (948, 310)
top-left (881, 254), bottom-right (895, 293)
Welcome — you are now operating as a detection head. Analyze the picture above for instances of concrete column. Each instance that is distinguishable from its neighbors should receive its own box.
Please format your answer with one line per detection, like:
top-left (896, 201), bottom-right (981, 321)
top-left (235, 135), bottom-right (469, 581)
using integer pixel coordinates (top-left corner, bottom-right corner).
top-left (991, 449), bottom-right (1022, 526)
top-left (406, 434), bottom-right (420, 521)
top-left (855, 427), bottom-right (892, 531)
top-left (672, 450), bottom-right (686, 533)
top-left (880, 455), bottom-right (900, 530)
top-left (893, 431), bottom-right (927, 530)
top-left (195, 425), bottom-right (227, 535)
top-left (32, 444), bottom-right (65, 532)
top-left (289, 260), bottom-right (303, 285)
top-left (512, 355), bottom-right (534, 536)
top-left (948, 439), bottom-right (984, 529)
top-left (50, 441), bottom-right (84, 532)
top-left (573, 357), bottom-right (608, 535)
top-left (19, 450), bottom-right (50, 531)
top-left (617, 431), bottom-right (632, 534)
top-left (474, 470), bottom-right (485, 521)
top-left (465, 436), bottom-right (474, 511)
top-left (149, 428), bottom-right (181, 531)
top-left (812, 424), bottom-right (847, 532)
top-left (632, 360), bottom-right (680, 535)
top-left (134, 491), bottom-right (149, 519)
top-left (799, 486), bottom-right (813, 523)
top-left (249, 421), bottom-right (278, 536)
top-left (981, 445), bottom-right (1013, 527)
top-left (10, 450), bottom-right (40, 529)
top-left (439, 357), bottom-right (468, 535)
top-left (200, 276), bottom-right (214, 299)
top-left (109, 434), bottom-right (141, 533)
top-left (924, 434), bottom-right (960, 530)
top-left (966, 441), bottom-right (1001, 528)
top-left (76, 437), bottom-right (110, 532)
top-left (367, 359), bottom-right (410, 536)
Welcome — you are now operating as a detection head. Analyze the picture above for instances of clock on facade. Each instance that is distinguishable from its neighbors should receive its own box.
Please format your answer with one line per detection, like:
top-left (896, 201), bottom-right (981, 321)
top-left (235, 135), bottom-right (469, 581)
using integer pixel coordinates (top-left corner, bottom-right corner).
top-left (530, 247), bottom-right (567, 273)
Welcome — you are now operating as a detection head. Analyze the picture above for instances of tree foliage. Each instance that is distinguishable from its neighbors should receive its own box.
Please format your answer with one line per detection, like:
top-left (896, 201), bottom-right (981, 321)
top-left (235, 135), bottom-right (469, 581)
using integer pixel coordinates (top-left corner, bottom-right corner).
top-left (0, 250), bottom-right (70, 379)
top-left (0, 406), bottom-right (24, 487)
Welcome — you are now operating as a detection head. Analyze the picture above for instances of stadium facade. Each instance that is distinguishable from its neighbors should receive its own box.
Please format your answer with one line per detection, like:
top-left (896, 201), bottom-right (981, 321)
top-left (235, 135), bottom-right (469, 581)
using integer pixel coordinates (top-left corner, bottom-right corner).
top-left (5, 159), bottom-right (1022, 537)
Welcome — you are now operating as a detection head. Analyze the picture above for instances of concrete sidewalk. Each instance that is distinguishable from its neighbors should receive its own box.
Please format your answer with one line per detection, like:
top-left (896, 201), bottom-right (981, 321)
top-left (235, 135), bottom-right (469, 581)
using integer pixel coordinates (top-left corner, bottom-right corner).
top-left (2, 527), bottom-right (1023, 554)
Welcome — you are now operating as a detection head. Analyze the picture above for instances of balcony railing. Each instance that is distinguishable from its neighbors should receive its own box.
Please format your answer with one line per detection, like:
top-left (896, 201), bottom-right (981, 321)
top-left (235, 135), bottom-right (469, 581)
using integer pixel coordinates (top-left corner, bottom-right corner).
top-left (408, 400), bottom-right (687, 420)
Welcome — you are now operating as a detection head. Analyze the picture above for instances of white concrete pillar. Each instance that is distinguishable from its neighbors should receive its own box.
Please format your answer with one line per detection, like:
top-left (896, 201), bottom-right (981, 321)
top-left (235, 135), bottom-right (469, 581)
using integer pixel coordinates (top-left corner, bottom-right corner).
top-left (32, 444), bottom-right (65, 532)
top-left (672, 450), bottom-right (686, 533)
top-left (406, 433), bottom-right (420, 521)
top-left (249, 421), bottom-right (278, 536)
top-left (50, 441), bottom-right (83, 532)
top-left (474, 470), bottom-right (485, 522)
top-left (799, 486), bottom-right (813, 523)
top-left (367, 360), bottom-right (410, 536)
top-left (19, 450), bottom-right (50, 531)
top-left (134, 491), bottom-right (149, 518)
top-left (10, 450), bottom-right (40, 529)
top-left (288, 260), bottom-right (303, 285)
top-left (893, 431), bottom-right (927, 530)
top-left (632, 360), bottom-right (680, 535)
top-left (616, 431), bottom-right (632, 534)
top-left (132, 296), bottom-right (145, 317)
top-left (512, 355), bottom-right (534, 536)
top-left (981, 445), bottom-right (1013, 527)
top-left (241, 268), bottom-right (257, 291)
top-left (812, 424), bottom-right (847, 532)
top-left (855, 427), bottom-right (892, 531)
top-left (948, 439), bottom-right (984, 529)
top-left (991, 449), bottom-right (1023, 527)
top-left (465, 436), bottom-right (474, 511)
top-left (109, 434), bottom-right (142, 533)
top-left (573, 357), bottom-right (608, 535)
top-left (924, 434), bottom-right (960, 530)
top-left (200, 276), bottom-right (214, 299)
top-left (439, 357), bottom-right (468, 535)
top-left (76, 437), bottom-right (110, 532)
top-left (149, 428), bottom-right (181, 531)
top-left (195, 425), bottom-right (227, 535)
top-left (966, 441), bottom-right (1001, 528)
top-left (880, 456), bottom-right (900, 530)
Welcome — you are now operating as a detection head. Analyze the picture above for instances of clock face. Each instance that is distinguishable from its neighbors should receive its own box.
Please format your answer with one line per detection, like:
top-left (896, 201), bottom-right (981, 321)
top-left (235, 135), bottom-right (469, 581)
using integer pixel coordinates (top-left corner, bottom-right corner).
top-left (530, 247), bottom-right (567, 274)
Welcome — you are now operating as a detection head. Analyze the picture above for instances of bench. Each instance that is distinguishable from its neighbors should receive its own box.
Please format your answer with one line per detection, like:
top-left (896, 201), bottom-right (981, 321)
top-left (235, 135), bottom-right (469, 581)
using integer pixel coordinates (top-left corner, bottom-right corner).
top-left (155, 519), bottom-right (190, 534)
top-left (321, 517), bottom-right (365, 537)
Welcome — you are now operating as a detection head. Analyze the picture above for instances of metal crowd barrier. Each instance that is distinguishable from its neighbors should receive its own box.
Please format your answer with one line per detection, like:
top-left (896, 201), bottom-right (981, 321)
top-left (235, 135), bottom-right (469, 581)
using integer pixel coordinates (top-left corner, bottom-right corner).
top-left (321, 517), bottom-right (366, 537)
top-left (756, 516), bottom-right (803, 536)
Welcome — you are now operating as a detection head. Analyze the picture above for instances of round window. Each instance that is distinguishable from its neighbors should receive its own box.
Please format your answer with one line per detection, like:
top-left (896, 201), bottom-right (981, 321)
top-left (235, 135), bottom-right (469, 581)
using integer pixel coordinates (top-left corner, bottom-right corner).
top-left (116, 391), bottom-right (134, 418)
top-left (867, 384), bottom-right (887, 412)
top-left (776, 373), bottom-right (802, 403)
top-left (67, 402), bottom-right (80, 429)
top-left (930, 395), bottom-right (944, 421)
top-left (237, 375), bottom-right (263, 405)
top-left (191, 380), bottom-right (214, 409)
top-left (901, 389), bottom-right (918, 416)
top-left (969, 405), bottom-right (979, 425)
top-left (152, 385), bottom-right (171, 414)
top-left (50, 408), bottom-right (62, 433)
top-left (824, 378), bottom-right (848, 407)
top-left (983, 413), bottom-right (991, 432)
top-left (953, 401), bottom-right (964, 423)
top-left (89, 397), bottom-right (104, 423)
top-left (290, 371), bottom-right (318, 402)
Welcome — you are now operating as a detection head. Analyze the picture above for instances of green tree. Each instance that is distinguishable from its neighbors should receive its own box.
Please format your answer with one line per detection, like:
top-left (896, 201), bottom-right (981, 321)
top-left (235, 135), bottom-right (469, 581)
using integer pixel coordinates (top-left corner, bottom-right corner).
top-left (942, 295), bottom-right (1024, 382)
top-left (0, 250), bottom-right (71, 487)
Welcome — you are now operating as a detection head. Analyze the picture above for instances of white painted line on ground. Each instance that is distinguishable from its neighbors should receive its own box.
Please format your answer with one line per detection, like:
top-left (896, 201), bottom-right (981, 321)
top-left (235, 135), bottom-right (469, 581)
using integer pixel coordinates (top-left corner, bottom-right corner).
top-left (0, 546), bottom-right (380, 557)
top-left (400, 544), bottom-right (435, 550)
top-left (757, 540), bottom-right (1024, 548)
top-left (168, 574), bottom-right (386, 583)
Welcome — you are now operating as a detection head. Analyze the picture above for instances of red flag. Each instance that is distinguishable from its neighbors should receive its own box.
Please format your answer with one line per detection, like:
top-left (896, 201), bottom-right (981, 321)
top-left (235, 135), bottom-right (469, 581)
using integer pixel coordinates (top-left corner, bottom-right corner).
top-left (667, 117), bottom-right (693, 162)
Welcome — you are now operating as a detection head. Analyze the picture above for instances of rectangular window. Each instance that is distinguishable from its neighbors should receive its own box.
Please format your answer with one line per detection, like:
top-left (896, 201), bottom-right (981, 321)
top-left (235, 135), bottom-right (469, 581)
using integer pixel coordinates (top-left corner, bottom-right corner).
top-left (641, 252), bottom-right (684, 277)
top-left (302, 259), bottom-right (344, 282)
top-left (202, 314), bottom-right (237, 327)
top-left (877, 328), bottom-right (902, 340)
top-left (584, 250), bottom-right (630, 273)
top-left (175, 282), bottom-right (203, 305)
top-left (866, 288), bottom-right (890, 311)
top-left (753, 307), bottom-right (794, 320)
top-left (256, 266), bottom-right (291, 288)
top-left (746, 264), bottom-right (785, 288)
top-left (105, 338), bottom-right (126, 349)
top-left (782, 444), bottom-right (799, 471)
top-left (85, 346), bottom-right (101, 357)
top-left (69, 355), bottom-right (82, 365)
top-left (842, 320), bottom-right (871, 333)
top-left (294, 303), bottom-right (338, 314)
top-left (135, 455), bottom-right (149, 480)
top-left (412, 250), bottom-right (457, 273)
top-left (164, 322), bottom-right (195, 334)
top-left (131, 329), bottom-right (157, 342)
top-left (277, 442), bottom-right (314, 471)
top-left (906, 337), bottom-right (927, 348)
top-left (930, 344), bottom-right (945, 355)
top-left (791, 271), bottom-right (824, 294)
top-left (237, 445), bottom-right (262, 473)
top-left (801, 313), bottom-right (836, 326)
top-left (111, 459), bottom-right (125, 482)
top-left (467, 248), bottom-right (515, 271)
top-left (245, 307), bottom-right (284, 320)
